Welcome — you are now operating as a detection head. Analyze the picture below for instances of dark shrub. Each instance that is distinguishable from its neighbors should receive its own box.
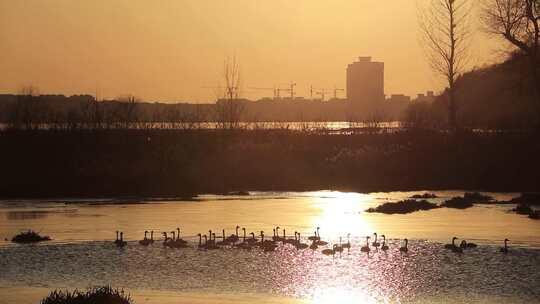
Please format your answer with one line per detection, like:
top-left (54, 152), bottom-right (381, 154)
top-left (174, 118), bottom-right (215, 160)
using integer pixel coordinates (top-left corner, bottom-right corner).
top-left (510, 193), bottom-right (540, 206)
top-left (513, 204), bottom-right (534, 215)
top-left (410, 193), bottom-right (438, 199)
top-left (11, 230), bottom-right (51, 243)
top-left (441, 197), bottom-right (474, 209)
top-left (366, 199), bottom-right (440, 214)
top-left (463, 192), bottom-right (493, 202)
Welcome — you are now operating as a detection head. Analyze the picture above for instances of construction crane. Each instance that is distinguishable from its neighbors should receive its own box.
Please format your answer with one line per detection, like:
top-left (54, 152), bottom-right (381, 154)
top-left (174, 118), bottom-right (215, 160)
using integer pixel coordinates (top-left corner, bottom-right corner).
top-left (310, 85), bottom-right (331, 101)
top-left (315, 89), bottom-right (330, 101)
top-left (202, 86), bottom-right (240, 99)
top-left (278, 82), bottom-right (297, 99)
top-left (248, 86), bottom-right (279, 99)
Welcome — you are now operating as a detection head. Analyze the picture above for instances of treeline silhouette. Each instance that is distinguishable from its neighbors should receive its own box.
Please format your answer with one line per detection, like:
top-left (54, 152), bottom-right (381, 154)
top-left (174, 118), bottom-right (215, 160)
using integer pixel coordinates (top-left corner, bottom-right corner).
top-left (0, 93), bottom-right (215, 131)
top-left (0, 93), bottom-right (407, 129)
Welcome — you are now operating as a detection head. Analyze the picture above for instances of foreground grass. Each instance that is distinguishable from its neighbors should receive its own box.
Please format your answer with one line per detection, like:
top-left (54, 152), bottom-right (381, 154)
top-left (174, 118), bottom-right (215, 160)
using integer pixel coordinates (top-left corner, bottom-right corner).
top-left (41, 286), bottom-right (132, 304)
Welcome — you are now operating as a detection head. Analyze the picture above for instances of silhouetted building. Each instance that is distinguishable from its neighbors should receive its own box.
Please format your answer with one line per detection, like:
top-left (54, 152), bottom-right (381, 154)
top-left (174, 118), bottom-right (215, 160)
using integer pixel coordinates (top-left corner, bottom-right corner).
top-left (346, 57), bottom-right (385, 108)
top-left (413, 91), bottom-right (436, 103)
top-left (387, 94), bottom-right (411, 103)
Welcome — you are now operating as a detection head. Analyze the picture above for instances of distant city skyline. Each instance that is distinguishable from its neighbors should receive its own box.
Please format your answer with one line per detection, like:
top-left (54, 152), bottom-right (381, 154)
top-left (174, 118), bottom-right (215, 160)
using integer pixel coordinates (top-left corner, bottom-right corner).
top-left (0, 0), bottom-right (502, 102)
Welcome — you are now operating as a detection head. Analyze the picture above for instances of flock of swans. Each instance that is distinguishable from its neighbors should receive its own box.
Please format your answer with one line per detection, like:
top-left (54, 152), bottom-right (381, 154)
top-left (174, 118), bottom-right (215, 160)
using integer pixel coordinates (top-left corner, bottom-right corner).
top-left (113, 227), bottom-right (511, 255)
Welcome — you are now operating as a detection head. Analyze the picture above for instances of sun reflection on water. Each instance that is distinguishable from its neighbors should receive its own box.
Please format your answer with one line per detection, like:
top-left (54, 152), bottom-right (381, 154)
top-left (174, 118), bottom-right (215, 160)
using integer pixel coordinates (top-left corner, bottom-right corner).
top-left (310, 191), bottom-right (374, 238)
top-left (310, 287), bottom-right (378, 304)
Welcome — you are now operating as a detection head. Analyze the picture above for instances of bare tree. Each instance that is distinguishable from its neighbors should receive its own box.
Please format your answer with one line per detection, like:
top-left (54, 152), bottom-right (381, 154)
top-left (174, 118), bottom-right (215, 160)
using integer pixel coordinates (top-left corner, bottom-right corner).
top-left (419, 0), bottom-right (472, 130)
top-left (80, 95), bottom-right (103, 130)
top-left (216, 55), bottom-right (245, 130)
top-left (481, 0), bottom-right (540, 112)
top-left (115, 95), bottom-right (140, 129)
top-left (8, 85), bottom-right (41, 130)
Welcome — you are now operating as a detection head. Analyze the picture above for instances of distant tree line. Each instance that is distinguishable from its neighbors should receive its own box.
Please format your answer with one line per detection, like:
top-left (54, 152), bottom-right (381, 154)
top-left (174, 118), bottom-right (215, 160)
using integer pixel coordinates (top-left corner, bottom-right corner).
top-left (404, 50), bottom-right (539, 130)
top-left (415, 0), bottom-right (540, 131)
top-left (0, 88), bottom-right (214, 131)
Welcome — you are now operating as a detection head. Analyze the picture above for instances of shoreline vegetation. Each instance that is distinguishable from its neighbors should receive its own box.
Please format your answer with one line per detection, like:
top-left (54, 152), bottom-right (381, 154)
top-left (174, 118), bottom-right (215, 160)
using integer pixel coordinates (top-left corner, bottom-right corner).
top-left (1, 129), bottom-right (540, 199)
top-left (366, 192), bottom-right (540, 219)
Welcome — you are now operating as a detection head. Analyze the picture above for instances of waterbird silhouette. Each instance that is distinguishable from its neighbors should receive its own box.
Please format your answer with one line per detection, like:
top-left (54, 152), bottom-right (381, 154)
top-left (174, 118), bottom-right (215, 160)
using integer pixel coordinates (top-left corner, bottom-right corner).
top-left (259, 231), bottom-right (277, 251)
top-left (445, 237), bottom-right (459, 250)
top-left (445, 237), bottom-right (463, 253)
top-left (207, 234), bottom-right (219, 250)
top-left (295, 232), bottom-right (309, 250)
top-left (116, 232), bottom-right (127, 248)
top-left (247, 232), bottom-right (257, 245)
top-left (334, 237), bottom-right (344, 253)
top-left (460, 240), bottom-right (477, 248)
top-left (162, 232), bottom-right (173, 247)
top-left (399, 238), bottom-right (408, 253)
top-left (175, 228), bottom-right (188, 246)
top-left (372, 233), bottom-right (380, 247)
top-left (114, 231), bottom-right (121, 245)
top-left (226, 226), bottom-right (240, 244)
top-left (322, 244), bottom-right (337, 256)
top-left (342, 233), bottom-right (351, 250)
top-left (500, 238), bottom-right (509, 253)
top-left (308, 230), bottom-right (319, 241)
top-left (139, 230), bottom-right (151, 246)
top-left (315, 227), bottom-right (328, 245)
top-left (197, 233), bottom-right (205, 249)
top-left (216, 229), bottom-right (229, 246)
top-left (361, 236), bottom-right (371, 252)
top-left (381, 235), bottom-right (389, 251)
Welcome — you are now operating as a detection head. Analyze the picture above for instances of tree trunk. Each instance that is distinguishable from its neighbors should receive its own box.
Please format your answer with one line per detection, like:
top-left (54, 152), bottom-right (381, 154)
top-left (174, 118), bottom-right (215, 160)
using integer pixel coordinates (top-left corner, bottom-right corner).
top-left (448, 83), bottom-right (457, 131)
top-left (531, 56), bottom-right (540, 130)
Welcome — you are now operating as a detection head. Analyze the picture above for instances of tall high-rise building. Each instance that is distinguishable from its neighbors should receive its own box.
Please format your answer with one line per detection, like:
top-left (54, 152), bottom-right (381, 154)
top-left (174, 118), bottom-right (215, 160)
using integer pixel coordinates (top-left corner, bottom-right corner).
top-left (346, 57), bottom-right (384, 107)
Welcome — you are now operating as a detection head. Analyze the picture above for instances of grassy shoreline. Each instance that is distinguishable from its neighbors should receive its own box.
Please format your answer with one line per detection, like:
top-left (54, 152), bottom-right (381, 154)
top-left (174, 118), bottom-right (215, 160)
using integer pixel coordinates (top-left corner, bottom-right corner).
top-left (1, 129), bottom-right (539, 198)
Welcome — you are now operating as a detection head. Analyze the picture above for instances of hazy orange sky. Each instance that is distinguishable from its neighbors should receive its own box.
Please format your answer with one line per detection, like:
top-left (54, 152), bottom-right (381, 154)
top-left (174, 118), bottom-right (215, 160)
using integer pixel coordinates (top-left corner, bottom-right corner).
top-left (0, 0), bottom-right (502, 102)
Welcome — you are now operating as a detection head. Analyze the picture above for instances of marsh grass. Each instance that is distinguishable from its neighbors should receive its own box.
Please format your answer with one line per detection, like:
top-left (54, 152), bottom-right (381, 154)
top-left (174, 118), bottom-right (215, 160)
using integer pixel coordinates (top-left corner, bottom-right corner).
top-left (41, 286), bottom-right (133, 304)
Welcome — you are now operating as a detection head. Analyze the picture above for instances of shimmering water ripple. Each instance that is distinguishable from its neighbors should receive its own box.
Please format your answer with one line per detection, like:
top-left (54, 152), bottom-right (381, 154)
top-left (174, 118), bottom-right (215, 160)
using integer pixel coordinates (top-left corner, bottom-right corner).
top-left (1, 239), bottom-right (539, 303)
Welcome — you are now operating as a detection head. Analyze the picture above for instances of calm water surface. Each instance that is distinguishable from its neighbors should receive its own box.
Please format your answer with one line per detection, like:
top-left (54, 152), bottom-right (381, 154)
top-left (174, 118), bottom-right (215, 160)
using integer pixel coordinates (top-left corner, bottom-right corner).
top-left (1, 191), bottom-right (539, 304)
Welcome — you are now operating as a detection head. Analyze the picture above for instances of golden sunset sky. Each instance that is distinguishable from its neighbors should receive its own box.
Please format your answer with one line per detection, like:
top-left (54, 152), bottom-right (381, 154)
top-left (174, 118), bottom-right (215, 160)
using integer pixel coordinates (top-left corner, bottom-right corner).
top-left (0, 0), bottom-right (501, 102)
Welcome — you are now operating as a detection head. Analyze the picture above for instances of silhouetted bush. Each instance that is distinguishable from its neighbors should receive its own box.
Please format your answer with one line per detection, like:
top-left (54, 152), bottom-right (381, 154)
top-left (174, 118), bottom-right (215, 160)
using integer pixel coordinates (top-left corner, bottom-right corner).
top-left (40, 286), bottom-right (133, 304)
top-left (366, 199), bottom-right (439, 214)
top-left (463, 192), bottom-right (494, 202)
top-left (441, 197), bottom-right (474, 209)
top-left (410, 193), bottom-right (438, 199)
top-left (11, 230), bottom-right (51, 243)
top-left (513, 204), bottom-right (534, 215)
top-left (510, 193), bottom-right (540, 206)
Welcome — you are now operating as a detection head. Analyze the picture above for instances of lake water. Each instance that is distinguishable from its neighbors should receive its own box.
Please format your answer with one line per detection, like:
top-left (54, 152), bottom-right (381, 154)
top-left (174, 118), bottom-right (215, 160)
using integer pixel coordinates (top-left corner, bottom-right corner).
top-left (1, 191), bottom-right (539, 304)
